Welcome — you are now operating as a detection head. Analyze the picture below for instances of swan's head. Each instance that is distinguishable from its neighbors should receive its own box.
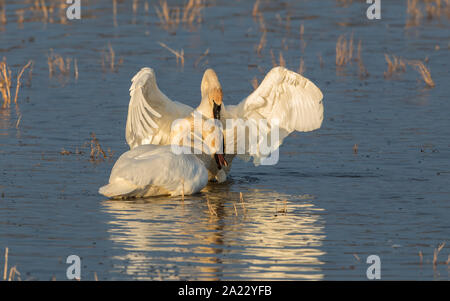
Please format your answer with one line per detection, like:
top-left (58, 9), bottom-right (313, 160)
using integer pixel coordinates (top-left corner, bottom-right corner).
top-left (199, 69), bottom-right (228, 171)
top-left (201, 69), bottom-right (223, 120)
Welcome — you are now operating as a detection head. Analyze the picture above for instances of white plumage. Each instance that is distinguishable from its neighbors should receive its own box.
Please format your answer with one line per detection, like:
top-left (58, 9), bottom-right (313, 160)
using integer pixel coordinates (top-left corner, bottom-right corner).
top-left (99, 145), bottom-right (208, 198)
top-left (99, 66), bottom-right (324, 198)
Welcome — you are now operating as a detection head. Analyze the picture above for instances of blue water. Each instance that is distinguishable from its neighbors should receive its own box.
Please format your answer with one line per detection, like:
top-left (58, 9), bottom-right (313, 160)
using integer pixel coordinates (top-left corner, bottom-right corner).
top-left (0, 0), bottom-right (449, 280)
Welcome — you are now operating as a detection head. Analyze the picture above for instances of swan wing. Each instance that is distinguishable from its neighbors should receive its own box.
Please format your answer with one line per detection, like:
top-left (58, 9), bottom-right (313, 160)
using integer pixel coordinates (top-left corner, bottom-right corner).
top-left (126, 68), bottom-right (194, 149)
top-left (224, 66), bottom-right (324, 165)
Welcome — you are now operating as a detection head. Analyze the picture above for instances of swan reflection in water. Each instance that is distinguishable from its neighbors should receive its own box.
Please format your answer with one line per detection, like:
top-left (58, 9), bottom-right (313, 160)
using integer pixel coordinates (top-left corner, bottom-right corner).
top-left (101, 181), bottom-right (326, 280)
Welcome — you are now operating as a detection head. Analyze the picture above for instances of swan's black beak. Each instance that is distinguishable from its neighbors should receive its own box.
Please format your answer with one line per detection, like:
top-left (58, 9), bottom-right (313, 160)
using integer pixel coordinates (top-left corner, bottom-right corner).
top-left (214, 153), bottom-right (228, 170)
top-left (213, 102), bottom-right (221, 120)
top-left (212, 103), bottom-right (227, 169)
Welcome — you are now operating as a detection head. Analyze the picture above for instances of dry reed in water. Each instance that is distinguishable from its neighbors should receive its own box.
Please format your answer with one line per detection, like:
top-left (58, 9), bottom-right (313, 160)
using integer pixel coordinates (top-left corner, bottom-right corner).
top-left (298, 58), bottom-right (305, 75)
top-left (356, 40), bottom-right (369, 79)
top-left (194, 48), bottom-right (209, 68)
top-left (353, 143), bottom-right (358, 154)
top-left (1, 59), bottom-right (33, 108)
top-left (113, 0), bottom-right (117, 27)
top-left (0, 0), bottom-right (6, 25)
top-left (13, 61), bottom-right (33, 105)
top-left (408, 59), bottom-right (435, 87)
top-left (270, 50), bottom-right (286, 67)
top-left (433, 242), bottom-right (445, 267)
top-left (384, 54), bottom-right (406, 78)
top-left (336, 34), bottom-right (354, 67)
top-left (89, 132), bottom-right (108, 162)
top-left (3, 247), bottom-right (7, 280)
top-left (233, 202), bottom-right (238, 216)
top-left (101, 43), bottom-right (121, 73)
top-left (317, 53), bottom-right (324, 69)
top-left (158, 42), bottom-right (185, 67)
top-left (239, 192), bottom-right (247, 215)
top-left (0, 60), bottom-right (12, 108)
top-left (48, 50), bottom-right (74, 78)
top-left (256, 30), bottom-right (267, 56)
top-left (206, 197), bottom-right (217, 216)
top-left (251, 77), bottom-right (259, 90)
top-left (406, 0), bottom-right (423, 27)
top-left (252, 0), bottom-right (260, 18)
top-left (155, 0), bottom-right (204, 32)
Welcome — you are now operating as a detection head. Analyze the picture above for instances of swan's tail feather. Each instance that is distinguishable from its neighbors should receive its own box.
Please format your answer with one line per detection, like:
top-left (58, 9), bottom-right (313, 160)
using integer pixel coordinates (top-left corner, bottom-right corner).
top-left (99, 179), bottom-right (137, 199)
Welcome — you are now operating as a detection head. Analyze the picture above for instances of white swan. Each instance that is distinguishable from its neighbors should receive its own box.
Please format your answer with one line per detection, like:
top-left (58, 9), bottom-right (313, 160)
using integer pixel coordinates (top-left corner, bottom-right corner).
top-left (99, 145), bottom-right (208, 198)
top-left (125, 66), bottom-right (324, 179)
top-left (99, 69), bottom-right (227, 198)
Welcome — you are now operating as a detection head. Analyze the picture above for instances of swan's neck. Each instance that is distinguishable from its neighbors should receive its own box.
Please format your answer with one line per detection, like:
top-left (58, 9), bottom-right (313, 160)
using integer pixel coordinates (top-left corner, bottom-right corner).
top-left (195, 97), bottom-right (213, 119)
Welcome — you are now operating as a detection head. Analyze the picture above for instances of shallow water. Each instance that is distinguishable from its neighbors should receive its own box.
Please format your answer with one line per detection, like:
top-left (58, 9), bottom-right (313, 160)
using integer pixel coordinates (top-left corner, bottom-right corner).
top-left (0, 0), bottom-right (449, 280)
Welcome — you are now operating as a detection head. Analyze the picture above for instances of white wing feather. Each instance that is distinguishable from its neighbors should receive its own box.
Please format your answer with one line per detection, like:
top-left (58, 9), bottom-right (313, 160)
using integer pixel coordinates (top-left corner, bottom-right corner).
top-left (224, 66), bottom-right (324, 165)
top-left (126, 68), bottom-right (193, 149)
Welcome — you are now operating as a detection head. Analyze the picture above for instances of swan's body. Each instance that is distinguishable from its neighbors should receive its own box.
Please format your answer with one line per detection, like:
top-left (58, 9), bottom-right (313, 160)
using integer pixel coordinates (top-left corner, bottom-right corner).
top-left (99, 145), bottom-right (208, 198)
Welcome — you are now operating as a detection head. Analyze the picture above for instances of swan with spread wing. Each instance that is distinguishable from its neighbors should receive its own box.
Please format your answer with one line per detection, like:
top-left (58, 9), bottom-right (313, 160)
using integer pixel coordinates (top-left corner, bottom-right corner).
top-left (125, 66), bottom-right (323, 179)
top-left (99, 66), bottom-right (323, 198)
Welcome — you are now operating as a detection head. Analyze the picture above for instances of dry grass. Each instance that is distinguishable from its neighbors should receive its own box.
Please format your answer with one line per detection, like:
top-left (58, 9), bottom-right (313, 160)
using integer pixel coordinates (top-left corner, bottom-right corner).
top-left (101, 43), bottom-right (122, 73)
top-left (433, 242), bottom-right (445, 267)
top-left (336, 34), bottom-right (354, 67)
top-left (270, 50), bottom-right (286, 68)
top-left (1, 59), bottom-right (33, 108)
top-left (384, 54), bottom-right (406, 79)
top-left (356, 40), bottom-right (369, 79)
top-left (155, 0), bottom-right (204, 32)
top-left (317, 53), bottom-right (324, 69)
top-left (408, 59), bottom-right (435, 87)
top-left (89, 132), bottom-right (113, 162)
top-left (113, 0), bottom-right (117, 27)
top-left (353, 143), bottom-right (358, 154)
top-left (3, 247), bottom-right (21, 281)
top-left (0, 0), bottom-right (6, 25)
top-left (0, 59), bottom-right (11, 108)
top-left (298, 58), bottom-right (305, 75)
top-left (239, 192), bottom-right (247, 215)
top-left (256, 30), bottom-right (267, 56)
top-left (74, 58), bottom-right (78, 80)
top-left (252, 0), bottom-right (260, 18)
top-left (233, 202), bottom-right (238, 216)
top-left (16, 9), bottom-right (25, 27)
top-left (48, 50), bottom-right (74, 78)
top-left (206, 197), bottom-right (217, 216)
top-left (406, 0), bottom-right (423, 28)
top-left (406, 0), bottom-right (450, 28)
top-left (158, 42), bottom-right (185, 67)
top-left (251, 76), bottom-right (259, 90)
top-left (194, 48), bottom-right (209, 68)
